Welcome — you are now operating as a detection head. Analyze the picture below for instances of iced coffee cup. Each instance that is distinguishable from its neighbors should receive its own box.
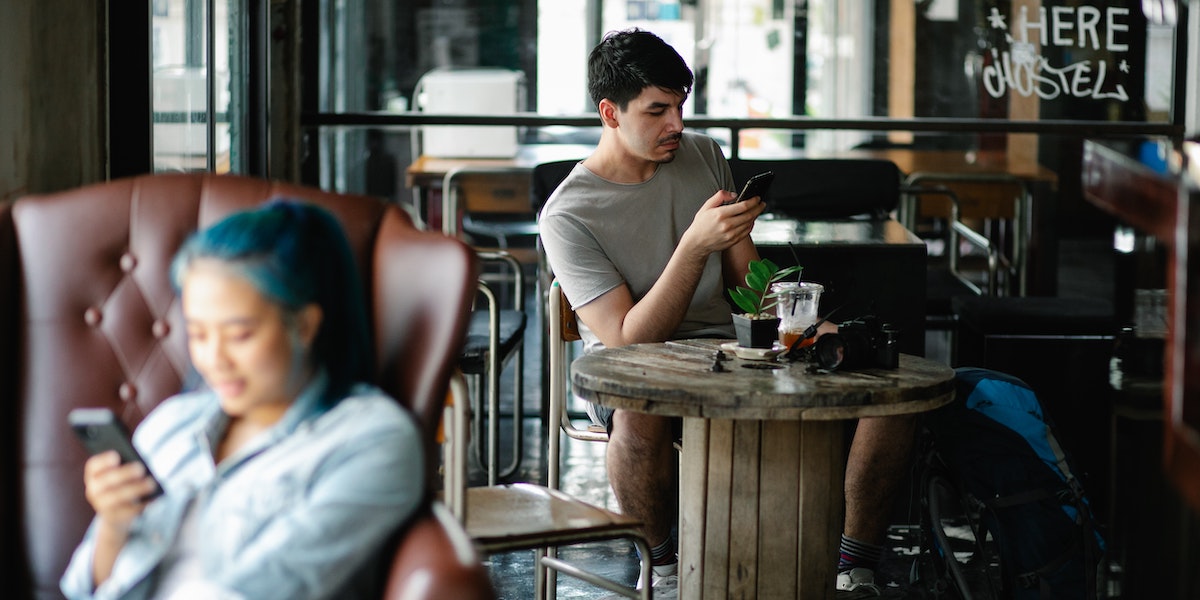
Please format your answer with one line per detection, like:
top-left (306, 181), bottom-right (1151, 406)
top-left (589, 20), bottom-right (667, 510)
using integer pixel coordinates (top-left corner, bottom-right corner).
top-left (771, 281), bottom-right (824, 349)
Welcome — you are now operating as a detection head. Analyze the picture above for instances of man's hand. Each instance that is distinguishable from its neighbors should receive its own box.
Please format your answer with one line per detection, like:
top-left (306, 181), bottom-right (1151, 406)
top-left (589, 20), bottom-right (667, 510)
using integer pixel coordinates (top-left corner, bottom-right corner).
top-left (680, 190), bottom-right (765, 259)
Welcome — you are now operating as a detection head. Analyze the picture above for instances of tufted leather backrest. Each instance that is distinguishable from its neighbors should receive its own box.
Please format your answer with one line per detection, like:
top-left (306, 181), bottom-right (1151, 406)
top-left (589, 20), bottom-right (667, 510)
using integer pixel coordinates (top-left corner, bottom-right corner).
top-left (0, 173), bottom-right (484, 599)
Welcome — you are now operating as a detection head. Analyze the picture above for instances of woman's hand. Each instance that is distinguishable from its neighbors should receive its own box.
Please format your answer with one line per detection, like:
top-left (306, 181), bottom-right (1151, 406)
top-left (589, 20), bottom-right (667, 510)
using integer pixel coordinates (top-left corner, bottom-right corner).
top-left (83, 450), bottom-right (157, 537)
top-left (84, 450), bottom-right (159, 587)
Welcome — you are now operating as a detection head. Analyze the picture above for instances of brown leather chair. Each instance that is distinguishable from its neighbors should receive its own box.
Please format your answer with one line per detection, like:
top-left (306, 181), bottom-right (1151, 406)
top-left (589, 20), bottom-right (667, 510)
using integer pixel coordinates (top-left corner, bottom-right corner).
top-left (0, 173), bottom-right (495, 599)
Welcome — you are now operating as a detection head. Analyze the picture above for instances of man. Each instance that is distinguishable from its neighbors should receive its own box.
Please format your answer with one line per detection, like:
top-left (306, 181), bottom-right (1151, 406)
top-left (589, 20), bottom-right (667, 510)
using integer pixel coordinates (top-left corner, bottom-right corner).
top-left (539, 28), bottom-right (915, 598)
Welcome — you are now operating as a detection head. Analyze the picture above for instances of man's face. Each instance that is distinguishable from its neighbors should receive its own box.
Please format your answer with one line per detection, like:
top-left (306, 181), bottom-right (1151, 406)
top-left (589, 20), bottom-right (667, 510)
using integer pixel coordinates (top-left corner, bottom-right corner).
top-left (613, 86), bottom-right (687, 164)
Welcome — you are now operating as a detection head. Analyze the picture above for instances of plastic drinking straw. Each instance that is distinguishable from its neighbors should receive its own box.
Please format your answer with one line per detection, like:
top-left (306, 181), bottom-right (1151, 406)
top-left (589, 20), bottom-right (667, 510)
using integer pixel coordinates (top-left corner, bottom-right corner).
top-left (786, 241), bottom-right (803, 314)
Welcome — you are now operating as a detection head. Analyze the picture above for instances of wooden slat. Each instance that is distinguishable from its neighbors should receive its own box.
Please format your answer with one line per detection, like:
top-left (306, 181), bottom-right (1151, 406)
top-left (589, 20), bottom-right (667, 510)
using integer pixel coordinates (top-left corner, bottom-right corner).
top-left (703, 419), bottom-right (735, 597)
top-left (727, 420), bottom-right (761, 599)
top-left (797, 420), bottom-right (845, 598)
top-left (680, 417), bottom-right (710, 600)
top-left (757, 420), bottom-right (801, 598)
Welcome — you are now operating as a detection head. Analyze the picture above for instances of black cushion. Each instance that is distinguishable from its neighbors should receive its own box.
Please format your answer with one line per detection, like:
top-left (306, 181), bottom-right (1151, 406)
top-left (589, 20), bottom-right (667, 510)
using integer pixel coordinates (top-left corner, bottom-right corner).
top-left (459, 309), bottom-right (527, 374)
top-left (531, 160), bottom-right (579, 215)
top-left (952, 296), bottom-right (1115, 337)
top-left (728, 158), bottom-right (901, 219)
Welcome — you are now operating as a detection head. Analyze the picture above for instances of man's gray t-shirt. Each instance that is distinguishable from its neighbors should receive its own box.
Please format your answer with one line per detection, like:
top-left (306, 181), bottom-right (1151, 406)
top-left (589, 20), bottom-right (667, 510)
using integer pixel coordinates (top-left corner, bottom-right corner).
top-left (540, 131), bottom-right (737, 352)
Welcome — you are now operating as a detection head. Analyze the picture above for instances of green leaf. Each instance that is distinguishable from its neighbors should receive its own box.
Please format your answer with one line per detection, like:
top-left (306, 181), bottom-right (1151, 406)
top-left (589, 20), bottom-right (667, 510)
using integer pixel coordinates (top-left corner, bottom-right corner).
top-left (729, 258), bottom-right (803, 317)
top-left (748, 260), bottom-right (773, 283)
top-left (746, 270), bottom-right (768, 292)
top-left (770, 265), bottom-right (803, 283)
top-left (729, 287), bottom-right (759, 314)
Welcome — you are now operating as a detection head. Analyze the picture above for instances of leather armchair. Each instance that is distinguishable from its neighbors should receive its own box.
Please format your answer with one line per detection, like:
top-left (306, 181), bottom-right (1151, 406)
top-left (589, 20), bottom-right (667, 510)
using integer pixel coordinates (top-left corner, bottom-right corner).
top-left (0, 174), bottom-right (494, 599)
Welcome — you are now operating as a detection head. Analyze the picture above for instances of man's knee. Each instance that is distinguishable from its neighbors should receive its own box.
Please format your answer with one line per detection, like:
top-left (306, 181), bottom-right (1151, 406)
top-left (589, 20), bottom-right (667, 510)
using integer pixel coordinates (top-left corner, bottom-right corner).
top-left (611, 411), bottom-right (676, 448)
top-left (853, 414), bottom-right (917, 448)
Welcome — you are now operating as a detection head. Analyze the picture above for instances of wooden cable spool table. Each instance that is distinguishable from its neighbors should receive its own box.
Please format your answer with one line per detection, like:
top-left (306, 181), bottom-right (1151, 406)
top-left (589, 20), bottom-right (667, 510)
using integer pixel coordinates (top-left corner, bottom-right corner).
top-left (570, 338), bottom-right (956, 599)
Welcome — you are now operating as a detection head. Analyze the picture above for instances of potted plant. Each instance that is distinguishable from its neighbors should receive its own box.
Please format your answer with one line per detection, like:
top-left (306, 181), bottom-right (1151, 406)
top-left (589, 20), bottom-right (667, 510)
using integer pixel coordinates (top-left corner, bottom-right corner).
top-left (729, 258), bottom-right (803, 348)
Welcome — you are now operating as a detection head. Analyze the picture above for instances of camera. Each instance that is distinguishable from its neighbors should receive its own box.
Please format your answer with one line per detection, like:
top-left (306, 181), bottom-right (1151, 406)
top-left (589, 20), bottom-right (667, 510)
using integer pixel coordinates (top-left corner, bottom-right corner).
top-left (813, 315), bottom-right (898, 371)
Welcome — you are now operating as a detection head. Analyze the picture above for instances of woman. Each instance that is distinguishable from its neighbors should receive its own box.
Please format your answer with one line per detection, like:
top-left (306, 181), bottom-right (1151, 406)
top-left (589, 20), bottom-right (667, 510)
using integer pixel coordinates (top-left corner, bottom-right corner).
top-left (61, 201), bottom-right (424, 599)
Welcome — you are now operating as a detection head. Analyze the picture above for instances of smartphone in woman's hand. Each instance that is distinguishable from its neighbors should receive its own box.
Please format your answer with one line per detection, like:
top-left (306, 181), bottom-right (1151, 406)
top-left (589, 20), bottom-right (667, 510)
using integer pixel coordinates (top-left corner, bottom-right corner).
top-left (69, 408), bottom-right (163, 499)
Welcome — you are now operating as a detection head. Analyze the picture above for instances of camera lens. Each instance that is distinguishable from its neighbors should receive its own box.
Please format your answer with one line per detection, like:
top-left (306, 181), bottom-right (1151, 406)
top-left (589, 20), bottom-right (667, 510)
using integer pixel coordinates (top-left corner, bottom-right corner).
top-left (815, 334), bottom-right (847, 370)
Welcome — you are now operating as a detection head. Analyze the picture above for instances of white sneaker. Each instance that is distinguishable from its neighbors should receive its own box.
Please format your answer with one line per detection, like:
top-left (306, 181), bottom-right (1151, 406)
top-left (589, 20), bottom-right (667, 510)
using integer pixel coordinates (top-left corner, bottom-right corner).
top-left (635, 562), bottom-right (678, 600)
top-left (836, 567), bottom-right (882, 598)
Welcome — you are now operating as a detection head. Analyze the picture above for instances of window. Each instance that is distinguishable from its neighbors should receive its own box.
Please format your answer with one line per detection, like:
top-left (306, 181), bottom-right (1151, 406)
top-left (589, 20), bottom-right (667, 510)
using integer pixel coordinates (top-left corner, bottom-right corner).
top-left (151, 0), bottom-right (246, 173)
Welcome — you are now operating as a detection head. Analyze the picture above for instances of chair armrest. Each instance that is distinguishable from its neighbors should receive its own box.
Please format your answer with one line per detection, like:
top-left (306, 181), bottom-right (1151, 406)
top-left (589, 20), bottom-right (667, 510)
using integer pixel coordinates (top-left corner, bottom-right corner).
top-left (950, 219), bottom-right (1002, 296)
top-left (901, 183), bottom-right (1007, 297)
top-left (382, 502), bottom-right (495, 600)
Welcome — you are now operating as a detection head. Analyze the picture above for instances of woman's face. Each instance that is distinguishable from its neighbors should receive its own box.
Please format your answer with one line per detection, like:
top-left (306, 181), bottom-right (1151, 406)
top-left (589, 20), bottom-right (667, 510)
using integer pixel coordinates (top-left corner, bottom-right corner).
top-left (181, 260), bottom-right (320, 422)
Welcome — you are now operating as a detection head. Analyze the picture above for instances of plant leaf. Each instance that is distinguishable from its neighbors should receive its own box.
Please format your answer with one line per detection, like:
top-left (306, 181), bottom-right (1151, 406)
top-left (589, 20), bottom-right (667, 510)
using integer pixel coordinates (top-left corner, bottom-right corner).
top-left (745, 270), bottom-right (768, 292)
top-left (730, 287), bottom-right (760, 314)
top-left (770, 265), bottom-right (803, 283)
top-left (748, 260), bottom-right (773, 283)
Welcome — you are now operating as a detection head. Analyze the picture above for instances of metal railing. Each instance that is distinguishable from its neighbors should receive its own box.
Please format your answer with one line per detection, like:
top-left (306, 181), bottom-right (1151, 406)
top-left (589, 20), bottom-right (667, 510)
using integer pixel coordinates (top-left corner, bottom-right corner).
top-left (302, 112), bottom-right (1185, 158)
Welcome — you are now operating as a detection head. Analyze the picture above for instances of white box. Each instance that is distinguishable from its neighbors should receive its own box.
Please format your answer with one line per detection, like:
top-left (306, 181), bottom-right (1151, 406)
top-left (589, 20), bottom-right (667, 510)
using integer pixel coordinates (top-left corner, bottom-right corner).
top-left (418, 69), bottom-right (523, 158)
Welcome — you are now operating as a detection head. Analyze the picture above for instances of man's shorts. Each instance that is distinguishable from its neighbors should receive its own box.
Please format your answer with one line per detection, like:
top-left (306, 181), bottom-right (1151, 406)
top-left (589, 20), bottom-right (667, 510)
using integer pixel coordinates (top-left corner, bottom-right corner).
top-left (585, 401), bottom-right (616, 434)
top-left (584, 398), bottom-right (682, 439)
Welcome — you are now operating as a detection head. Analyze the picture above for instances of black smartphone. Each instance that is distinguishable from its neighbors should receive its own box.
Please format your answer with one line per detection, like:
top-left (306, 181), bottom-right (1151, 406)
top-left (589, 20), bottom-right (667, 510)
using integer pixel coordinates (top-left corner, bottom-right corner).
top-left (68, 408), bottom-right (163, 499)
top-left (734, 171), bottom-right (775, 203)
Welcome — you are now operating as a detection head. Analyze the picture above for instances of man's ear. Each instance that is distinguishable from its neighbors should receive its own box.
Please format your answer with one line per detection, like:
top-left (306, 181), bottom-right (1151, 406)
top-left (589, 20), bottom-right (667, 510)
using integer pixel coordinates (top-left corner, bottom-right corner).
top-left (297, 304), bottom-right (323, 347)
top-left (598, 98), bottom-right (620, 128)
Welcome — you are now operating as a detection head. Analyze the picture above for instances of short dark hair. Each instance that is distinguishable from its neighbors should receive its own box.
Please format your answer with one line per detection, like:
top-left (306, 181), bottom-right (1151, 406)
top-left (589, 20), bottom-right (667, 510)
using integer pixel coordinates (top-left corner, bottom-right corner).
top-left (587, 28), bottom-right (693, 111)
top-left (171, 200), bottom-right (372, 406)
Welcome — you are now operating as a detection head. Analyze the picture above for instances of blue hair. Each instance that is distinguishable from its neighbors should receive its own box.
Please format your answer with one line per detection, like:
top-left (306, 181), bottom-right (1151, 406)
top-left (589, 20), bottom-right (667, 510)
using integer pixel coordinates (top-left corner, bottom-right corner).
top-left (170, 200), bottom-right (372, 405)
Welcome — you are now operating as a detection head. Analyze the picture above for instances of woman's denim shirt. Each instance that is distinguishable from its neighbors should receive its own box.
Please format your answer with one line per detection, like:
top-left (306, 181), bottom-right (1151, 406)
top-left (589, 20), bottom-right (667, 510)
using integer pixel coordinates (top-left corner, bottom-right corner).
top-left (60, 373), bottom-right (424, 600)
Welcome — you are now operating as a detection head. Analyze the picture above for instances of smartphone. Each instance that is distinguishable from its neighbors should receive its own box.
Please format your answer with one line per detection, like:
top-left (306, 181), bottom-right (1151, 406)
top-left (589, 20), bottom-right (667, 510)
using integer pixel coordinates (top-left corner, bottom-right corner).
top-left (733, 171), bottom-right (775, 204)
top-left (68, 408), bottom-right (163, 499)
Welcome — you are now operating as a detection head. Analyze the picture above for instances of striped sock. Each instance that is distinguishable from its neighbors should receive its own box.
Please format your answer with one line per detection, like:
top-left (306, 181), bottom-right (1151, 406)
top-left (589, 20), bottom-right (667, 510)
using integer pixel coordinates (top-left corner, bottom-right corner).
top-left (649, 537), bottom-right (676, 567)
top-left (837, 534), bottom-right (884, 573)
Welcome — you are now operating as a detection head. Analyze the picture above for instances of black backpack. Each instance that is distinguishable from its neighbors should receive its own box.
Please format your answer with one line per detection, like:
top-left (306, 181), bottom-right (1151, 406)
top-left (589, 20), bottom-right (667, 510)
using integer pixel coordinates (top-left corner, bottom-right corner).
top-left (915, 367), bottom-right (1106, 599)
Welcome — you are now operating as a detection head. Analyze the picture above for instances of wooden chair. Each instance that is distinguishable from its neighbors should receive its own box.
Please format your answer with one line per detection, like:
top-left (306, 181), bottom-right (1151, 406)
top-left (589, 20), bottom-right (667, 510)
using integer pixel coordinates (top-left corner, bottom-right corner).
top-left (440, 277), bottom-right (650, 600)
top-left (0, 173), bottom-right (493, 599)
top-left (442, 165), bottom-right (539, 269)
top-left (443, 367), bottom-right (650, 600)
top-left (546, 279), bottom-right (608, 491)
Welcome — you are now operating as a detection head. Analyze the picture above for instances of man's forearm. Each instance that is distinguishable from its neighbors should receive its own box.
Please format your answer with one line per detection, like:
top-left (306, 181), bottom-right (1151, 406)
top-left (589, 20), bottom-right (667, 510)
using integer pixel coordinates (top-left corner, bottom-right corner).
top-left (615, 246), bottom-right (709, 345)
